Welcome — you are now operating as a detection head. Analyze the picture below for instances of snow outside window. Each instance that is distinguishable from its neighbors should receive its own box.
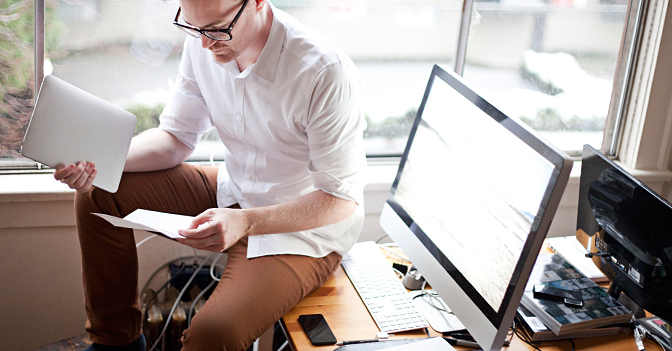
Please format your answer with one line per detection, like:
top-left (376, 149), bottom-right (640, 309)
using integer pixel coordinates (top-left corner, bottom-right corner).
top-left (0, 0), bottom-right (643, 168)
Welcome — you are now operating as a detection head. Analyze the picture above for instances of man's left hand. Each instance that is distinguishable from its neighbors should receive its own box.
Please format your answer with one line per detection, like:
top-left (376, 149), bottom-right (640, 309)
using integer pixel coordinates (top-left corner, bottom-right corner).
top-left (177, 208), bottom-right (250, 252)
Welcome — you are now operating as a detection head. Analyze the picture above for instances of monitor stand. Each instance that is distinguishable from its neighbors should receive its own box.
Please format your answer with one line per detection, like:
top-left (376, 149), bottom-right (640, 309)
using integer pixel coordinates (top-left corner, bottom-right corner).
top-left (608, 282), bottom-right (646, 319)
top-left (410, 290), bottom-right (466, 333)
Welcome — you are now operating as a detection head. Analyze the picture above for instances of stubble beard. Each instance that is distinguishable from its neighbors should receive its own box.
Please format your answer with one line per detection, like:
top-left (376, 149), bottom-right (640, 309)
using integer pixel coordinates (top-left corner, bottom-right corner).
top-left (208, 43), bottom-right (236, 64)
top-left (211, 50), bottom-right (235, 64)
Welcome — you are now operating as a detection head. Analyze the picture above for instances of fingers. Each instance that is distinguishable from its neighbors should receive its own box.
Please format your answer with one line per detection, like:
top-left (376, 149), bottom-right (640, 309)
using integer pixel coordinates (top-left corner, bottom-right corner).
top-left (186, 212), bottom-right (214, 230)
top-left (61, 162), bottom-right (87, 184)
top-left (77, 169), bottom-right (97, 193)
top-left (53, 163), bottom-right (77, 181)
top-left (179, 221), bottom-right (219, 239)
top-left (176, 209), bottom-right (238, 252)
top-left (55, 161), bottom-right (97, 192)
top-left (177, 233), bottom-right (224, 252)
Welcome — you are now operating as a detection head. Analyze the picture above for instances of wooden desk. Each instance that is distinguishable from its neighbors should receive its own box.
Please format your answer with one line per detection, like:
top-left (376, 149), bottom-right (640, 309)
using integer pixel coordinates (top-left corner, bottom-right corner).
top-left (280, 247), bottom-right (660, 351)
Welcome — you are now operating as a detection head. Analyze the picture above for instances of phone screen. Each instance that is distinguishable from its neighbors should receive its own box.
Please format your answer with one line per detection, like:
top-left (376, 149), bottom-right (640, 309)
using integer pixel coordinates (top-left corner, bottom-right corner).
top-left (298, 314), bottom-right (337, 346)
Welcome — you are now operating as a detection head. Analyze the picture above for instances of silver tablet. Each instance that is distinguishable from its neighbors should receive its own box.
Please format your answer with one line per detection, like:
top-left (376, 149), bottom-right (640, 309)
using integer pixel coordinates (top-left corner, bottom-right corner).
top-left (21, 75), bottom-right (136, 193)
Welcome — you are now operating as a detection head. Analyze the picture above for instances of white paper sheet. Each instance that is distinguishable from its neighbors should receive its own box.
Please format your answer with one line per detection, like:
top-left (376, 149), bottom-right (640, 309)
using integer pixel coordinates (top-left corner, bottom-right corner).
top-left (381, 337), bottom-right (453, 350)
top-left (93, 209), bottom-right (194, 239)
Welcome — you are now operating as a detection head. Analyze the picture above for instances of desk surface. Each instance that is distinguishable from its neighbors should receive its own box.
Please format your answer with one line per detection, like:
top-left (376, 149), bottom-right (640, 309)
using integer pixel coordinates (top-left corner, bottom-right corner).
top-left (280, 246), bottom-right (659, 351)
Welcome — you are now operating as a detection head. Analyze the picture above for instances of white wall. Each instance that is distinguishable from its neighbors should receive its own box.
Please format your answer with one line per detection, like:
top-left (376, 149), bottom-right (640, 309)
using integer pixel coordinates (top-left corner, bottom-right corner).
top-left (0, 177), bottom-right (213, 350)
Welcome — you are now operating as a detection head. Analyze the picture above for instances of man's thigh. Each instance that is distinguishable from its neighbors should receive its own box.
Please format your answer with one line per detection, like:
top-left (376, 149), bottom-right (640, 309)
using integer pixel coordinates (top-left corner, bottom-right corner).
top-left (77, 163), bottom-right (219, 218)
top-left (181, 238), bottom-right (342, 351)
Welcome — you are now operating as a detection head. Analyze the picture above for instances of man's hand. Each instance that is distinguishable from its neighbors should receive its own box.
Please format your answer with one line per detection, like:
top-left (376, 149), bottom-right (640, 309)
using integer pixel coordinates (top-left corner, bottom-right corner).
top-left (177, 208), bottom-right (251, 252)
top-left (54, 161), bottom-right (97, 193)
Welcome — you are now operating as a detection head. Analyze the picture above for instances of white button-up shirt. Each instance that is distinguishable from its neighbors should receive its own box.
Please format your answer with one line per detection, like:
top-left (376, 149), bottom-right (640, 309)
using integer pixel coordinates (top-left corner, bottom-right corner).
top-left (159, 5), bottom-right (367, 258)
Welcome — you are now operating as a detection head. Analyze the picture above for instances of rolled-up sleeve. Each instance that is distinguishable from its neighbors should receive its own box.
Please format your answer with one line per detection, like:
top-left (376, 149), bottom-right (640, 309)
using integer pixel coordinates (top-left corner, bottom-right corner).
top-left (158, 38), bottom-right (212, 150)
top-left (306, 61), bottom-right (367, 205)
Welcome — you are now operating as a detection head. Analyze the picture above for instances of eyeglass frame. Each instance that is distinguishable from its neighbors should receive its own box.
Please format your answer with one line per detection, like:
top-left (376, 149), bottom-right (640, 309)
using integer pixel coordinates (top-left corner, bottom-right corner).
top-left (173, 0), bottom-right (250, 41)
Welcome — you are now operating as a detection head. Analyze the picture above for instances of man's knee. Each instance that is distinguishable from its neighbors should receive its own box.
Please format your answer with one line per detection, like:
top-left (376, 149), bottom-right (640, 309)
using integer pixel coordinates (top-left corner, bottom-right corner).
top-left (181, 312), bottom-right (254, 351)
top-left (75, 185), bottom-right (119, 218)
top-left (76, 170), bottom-right (144, 219)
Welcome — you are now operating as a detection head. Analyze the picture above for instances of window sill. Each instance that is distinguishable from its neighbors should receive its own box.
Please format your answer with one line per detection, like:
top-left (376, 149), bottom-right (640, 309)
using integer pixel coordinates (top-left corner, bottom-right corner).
top-left (1, 160), bottom-right (670, 208)
top-left (0, 173), bottom-right (74, 203)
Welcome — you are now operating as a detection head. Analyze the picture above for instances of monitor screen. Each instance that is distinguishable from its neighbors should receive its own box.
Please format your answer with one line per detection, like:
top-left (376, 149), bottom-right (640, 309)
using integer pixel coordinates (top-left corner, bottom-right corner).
top-left (380, 65), bottom-right (573, 350)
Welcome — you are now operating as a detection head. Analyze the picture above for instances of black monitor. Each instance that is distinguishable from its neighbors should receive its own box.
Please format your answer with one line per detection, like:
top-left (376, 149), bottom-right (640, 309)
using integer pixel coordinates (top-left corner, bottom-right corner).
top-left (578, 144), bottom-right (672, 323)
top-left (379, 64), bottom-right (573, 350)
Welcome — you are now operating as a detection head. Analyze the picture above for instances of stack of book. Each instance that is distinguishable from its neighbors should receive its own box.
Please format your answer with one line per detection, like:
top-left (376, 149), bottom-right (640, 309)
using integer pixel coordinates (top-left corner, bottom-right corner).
top-left (546, 235), bottom-right (607, 283)
top-left (517, 253), bottom-right (632, 341)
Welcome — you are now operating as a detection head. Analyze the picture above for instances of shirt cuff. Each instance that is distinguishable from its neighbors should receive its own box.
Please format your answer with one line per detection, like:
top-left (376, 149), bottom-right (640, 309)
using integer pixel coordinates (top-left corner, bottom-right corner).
top-left (308, 169), bottom-right (364, 205)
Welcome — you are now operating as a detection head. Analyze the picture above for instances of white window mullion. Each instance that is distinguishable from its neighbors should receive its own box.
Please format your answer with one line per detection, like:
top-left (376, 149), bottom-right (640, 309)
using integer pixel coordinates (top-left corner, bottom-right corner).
top-left (603, 0), bottom-right (648, 156)
top-left (618, 0), bottom-right (670, 169)
top-left (34, 0), bottom-right (45, 93)
top-left (454, 0), bottom-right (475, 76)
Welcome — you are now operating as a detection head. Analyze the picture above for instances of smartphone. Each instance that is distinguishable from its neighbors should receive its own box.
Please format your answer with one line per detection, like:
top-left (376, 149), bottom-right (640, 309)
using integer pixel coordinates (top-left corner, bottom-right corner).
top-left (533, 284), bottom-right (584, 307)
top-left (298, 314), bottom-right (337, 346)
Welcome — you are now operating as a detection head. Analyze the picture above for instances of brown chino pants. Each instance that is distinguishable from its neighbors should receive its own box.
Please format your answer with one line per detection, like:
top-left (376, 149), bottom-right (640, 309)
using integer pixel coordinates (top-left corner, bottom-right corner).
top-left (75, 163), bottom-right (341, 350)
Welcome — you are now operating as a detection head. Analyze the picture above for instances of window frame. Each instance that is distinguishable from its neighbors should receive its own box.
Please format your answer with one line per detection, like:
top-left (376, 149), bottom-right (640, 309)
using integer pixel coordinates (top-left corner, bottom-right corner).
top-left (1, 0), bottom-right (665, 172)
top-left (454, 0), bottom-right (645, 158)
top-left (603, 0), bottom-right (648, 157)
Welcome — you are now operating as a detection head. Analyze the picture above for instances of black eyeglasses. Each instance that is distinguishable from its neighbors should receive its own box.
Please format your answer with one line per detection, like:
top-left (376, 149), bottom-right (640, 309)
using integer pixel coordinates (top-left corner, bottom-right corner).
top-left (173, 0), bottom-right (249, 41)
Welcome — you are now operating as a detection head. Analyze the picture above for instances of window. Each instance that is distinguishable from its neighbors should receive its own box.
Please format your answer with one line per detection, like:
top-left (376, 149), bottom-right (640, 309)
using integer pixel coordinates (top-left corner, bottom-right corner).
top-left (461, 0), bottom-right (635, 155)
top-left (0, 0), bottom-right (35, 168)
top-left (0, 0), bottom-right (651, 169)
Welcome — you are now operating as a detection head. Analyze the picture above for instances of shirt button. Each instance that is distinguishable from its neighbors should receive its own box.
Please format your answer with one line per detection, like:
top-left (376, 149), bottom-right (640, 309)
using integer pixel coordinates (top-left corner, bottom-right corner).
top-left (236, 115), bottom-right (242, 121)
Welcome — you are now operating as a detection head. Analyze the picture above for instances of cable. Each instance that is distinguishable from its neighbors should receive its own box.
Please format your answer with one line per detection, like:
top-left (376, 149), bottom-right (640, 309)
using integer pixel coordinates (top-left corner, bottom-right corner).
top-left (143, 261), bottom-right (188, 347)
top-left (141, 254), bottom-right (227, 348)
top-left (209, 252), bottom-right (226, 282)
top-left (413, 290), bottom-right (449, 313)
top-left (140, 255), bottom-right (210, 299)
top-left (507, 320), bottom-right (516, 343)
top-left (187, 277), bottom-right (218, 327)
top-left (635, 322), bottom-right (672, 351)
top-left (136, 234), bottom-right (159, 248)
top-left (568, 338), bottom-right (575, 351)
top-left (511, 319), bottom-right (542, 351)
top-left (377, 244), bottom-right (411, 263)
top-left (148, 252), bottom-right (216, 351)
top-left (410, 281), bottom-right (451, 315)
top-left (391, 267), bottom-right (405, 279)
top-left (146, 262), bottom-right (186, 307)
top-left (375, 234), bottom-right (388, 243)
top-left (150, 254), bottom-right (213, 350)
top-left (277, 340), bottom-right (289, 351)
top-left (379, 243), bottom-right (399, 248)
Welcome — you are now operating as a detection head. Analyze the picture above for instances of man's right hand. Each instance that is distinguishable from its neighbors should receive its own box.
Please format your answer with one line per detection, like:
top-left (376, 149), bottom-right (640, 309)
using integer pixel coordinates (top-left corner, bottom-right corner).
top-left (54, 161), bottom-right (97, 193)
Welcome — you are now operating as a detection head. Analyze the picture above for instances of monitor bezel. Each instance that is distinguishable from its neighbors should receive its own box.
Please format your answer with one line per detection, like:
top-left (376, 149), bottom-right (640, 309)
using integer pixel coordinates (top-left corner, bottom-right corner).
top-left (383, 64), bottom-right (573, 347)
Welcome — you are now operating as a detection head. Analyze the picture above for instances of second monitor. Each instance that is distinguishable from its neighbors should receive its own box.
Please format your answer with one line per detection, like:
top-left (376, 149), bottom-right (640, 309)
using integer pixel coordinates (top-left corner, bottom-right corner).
top-left (380, 65), bottom-right (573, 351)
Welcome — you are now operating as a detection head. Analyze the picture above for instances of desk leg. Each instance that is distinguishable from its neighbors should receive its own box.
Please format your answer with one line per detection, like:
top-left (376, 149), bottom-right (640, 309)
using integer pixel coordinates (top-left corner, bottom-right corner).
top-left (278, 319), bottom-right (297, 351)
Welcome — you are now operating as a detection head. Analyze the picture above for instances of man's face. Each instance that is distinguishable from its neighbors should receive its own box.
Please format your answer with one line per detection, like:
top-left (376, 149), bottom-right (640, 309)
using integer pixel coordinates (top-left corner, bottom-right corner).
top-left (180, 0), bottom-right (257, 64)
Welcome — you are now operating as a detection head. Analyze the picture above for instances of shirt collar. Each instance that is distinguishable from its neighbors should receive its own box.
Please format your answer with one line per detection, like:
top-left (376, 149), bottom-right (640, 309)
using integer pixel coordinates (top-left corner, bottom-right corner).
top-left (250, 3), bottom-right (284, 84)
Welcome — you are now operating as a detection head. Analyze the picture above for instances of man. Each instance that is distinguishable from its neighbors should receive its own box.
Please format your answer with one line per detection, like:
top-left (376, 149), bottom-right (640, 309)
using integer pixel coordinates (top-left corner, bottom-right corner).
top-left (54, 0), bottom-right (366, 349)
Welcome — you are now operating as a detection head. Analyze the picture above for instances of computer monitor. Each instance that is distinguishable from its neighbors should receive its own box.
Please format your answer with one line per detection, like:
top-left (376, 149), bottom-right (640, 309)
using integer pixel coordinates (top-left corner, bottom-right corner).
top-left (577, 144), bottom-right (672, 323)
top-left (379, 64), bottom-right (573, 351)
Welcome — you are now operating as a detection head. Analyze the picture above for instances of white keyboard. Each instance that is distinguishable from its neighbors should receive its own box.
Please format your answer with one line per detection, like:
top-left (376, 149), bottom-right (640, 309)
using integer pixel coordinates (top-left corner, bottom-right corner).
top-left (341, 241), bottom-right (429, 333)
